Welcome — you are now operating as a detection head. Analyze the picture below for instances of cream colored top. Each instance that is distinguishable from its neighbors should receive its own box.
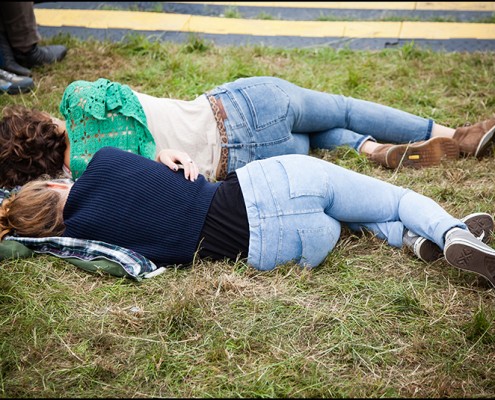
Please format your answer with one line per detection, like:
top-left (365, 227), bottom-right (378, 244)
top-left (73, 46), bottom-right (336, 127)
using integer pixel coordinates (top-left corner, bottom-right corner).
top-left (134, 91), bottom-right (221, 181)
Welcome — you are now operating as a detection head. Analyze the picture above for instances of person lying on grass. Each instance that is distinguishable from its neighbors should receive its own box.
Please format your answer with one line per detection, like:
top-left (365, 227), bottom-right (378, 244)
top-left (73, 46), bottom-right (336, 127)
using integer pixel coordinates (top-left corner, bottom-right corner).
top-left (1, 77), bottom-right (495, 189)
top-left (1, 146), bottom-right (494, 288)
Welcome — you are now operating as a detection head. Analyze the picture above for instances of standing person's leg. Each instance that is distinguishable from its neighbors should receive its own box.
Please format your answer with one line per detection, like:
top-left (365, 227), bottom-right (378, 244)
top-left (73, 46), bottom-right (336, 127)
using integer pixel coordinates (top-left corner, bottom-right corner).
top-left (0, 2), bottom-right (40, 53)
top-left (0, 2), bottom-right (67, 70)
top-left (0, 2), bottom-right (34, 76)
top-left (236, 154), bottom-right (495, 286)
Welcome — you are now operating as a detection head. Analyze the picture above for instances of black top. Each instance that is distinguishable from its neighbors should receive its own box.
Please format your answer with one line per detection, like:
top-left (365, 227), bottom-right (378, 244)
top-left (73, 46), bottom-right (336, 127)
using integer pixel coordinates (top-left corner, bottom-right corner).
top-left (199, 172), bottom-right (249, 261)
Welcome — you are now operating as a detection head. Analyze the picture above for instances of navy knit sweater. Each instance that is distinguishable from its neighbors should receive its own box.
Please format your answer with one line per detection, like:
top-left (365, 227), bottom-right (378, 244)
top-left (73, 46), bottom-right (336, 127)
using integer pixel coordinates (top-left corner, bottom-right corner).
top-left (63, 147), bottom-right (221, 266)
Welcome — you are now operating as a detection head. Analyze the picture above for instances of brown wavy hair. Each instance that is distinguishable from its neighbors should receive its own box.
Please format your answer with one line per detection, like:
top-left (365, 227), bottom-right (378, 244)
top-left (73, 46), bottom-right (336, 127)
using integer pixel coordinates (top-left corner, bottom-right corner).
top-left (0, 105), bottom-right (67, 188)
top-left (0, 179), bottom-right (66, 240)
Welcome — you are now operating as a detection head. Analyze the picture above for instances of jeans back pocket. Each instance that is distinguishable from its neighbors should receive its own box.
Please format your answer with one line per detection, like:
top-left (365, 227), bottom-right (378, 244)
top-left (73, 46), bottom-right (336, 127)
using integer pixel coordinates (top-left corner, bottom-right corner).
top-left (297, 224), bottom-right (340, 268)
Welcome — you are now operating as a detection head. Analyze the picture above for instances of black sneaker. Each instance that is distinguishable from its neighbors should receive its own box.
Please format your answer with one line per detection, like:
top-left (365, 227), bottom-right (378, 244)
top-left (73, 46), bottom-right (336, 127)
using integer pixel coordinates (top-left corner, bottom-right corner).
top-left (403, 212), bottom-right (494, 263)
top-left (444, 228), bottom-right (495, 288)
top-left (15, 44), bottom-right (67, 69)
top-left (0, 69), bottom-right (34, 94)
top-left (403, 230), bottom-right (443, 262)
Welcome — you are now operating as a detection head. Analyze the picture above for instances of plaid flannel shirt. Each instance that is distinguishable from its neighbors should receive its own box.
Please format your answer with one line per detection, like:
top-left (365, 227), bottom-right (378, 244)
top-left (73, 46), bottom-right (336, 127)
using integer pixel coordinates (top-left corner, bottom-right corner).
top-left (3, 236), bottom-right (158, 278)
top-left (1, 188), bottom-right (165, 279)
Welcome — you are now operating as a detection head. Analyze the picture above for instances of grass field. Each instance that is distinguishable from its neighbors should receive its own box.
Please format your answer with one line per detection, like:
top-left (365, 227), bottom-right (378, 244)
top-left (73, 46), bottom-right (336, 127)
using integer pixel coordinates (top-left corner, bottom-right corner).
top-left (1, 33), bottom-right (495, 398)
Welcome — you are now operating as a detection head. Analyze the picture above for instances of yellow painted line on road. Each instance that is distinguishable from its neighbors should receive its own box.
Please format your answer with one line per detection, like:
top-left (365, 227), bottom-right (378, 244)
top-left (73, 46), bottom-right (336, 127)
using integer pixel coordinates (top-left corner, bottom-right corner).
top-left (416, 2), bottom-right (495, 11)
top-left (184, 2), bottom-right (416, 10)
top-left (186, 16), bottom-right (400, 38)
top-left (35, 9), bottom-right (190, 30)
top-left (401, 21), bottom-right (495, 39)
top-left (34, 8), bottom-right (495, 40)
top-left (182, 2), bottom-right (495, 11)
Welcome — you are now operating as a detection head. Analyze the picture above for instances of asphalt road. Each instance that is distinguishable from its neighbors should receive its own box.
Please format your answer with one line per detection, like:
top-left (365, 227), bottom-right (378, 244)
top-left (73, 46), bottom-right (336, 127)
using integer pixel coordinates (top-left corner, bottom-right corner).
top-left (34, 1), bottom-right (495, 52)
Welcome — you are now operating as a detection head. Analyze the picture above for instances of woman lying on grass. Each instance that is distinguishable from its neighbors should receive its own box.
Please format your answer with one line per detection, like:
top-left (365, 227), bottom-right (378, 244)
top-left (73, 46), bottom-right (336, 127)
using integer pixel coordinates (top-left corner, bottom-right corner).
top-left (0, 146), bottom-right (494, 287)
top-left (1, 76), bottom-right (495, 189)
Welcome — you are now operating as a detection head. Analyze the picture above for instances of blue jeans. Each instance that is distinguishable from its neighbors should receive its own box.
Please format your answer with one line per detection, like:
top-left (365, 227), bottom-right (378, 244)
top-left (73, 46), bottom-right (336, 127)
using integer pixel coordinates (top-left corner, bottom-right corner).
top-left (236, 155), bottom-right (465, 271)
top-left (207, 77), bottom-right (434, 173)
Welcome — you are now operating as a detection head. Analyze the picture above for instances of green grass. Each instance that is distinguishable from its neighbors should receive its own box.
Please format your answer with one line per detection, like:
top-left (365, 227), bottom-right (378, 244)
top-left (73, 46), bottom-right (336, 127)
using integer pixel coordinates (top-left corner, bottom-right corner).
top-left (1, 33), bottom-right (495, 398)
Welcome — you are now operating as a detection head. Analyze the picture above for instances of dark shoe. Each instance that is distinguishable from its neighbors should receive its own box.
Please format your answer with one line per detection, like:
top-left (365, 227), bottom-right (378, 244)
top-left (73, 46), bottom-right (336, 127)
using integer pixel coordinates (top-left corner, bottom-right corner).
top-left (463, 212), bottom-right (495, 243)
top-left (453, 118), bottom-right (495, 158)
top-left (15, 44), bottom-right (67, 69)
top-left (403, 212), bottom-right (494, 263)
top-left (444, 227), bottom-right (495, 288)
top-left (0, 68), bottom-right (34, 94)
top-left (368, 137), bottom-right (459, 169)
top-left (403, 230), bottom-right (443, 262)
top-left (0, 31), bottom-right (32, 76)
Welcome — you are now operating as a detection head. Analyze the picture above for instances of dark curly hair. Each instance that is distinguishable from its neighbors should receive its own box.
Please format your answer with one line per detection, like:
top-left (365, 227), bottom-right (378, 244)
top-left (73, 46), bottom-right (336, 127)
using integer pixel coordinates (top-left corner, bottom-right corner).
top-left (0, 105), bottom-right (67, 188)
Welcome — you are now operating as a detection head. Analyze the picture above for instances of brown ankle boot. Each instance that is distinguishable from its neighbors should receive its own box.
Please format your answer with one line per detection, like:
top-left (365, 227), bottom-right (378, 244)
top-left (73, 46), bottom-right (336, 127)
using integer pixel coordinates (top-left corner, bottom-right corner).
top-left (368, 137), bottom-right (459, 169)
top-left (453, 118), bottom-right (495, 158)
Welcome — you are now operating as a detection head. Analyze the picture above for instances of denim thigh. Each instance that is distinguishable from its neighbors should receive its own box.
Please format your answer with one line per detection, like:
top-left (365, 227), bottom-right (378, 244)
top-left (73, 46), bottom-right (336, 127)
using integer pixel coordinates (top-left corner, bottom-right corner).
top-left (236, 156), bottom-right (341, 271)
top-left (236, 154), bottom-right (463, 271)
top-left (208, 76), bottom-right (433, 167)
top-left (208, 77), bottom-right (310, 172)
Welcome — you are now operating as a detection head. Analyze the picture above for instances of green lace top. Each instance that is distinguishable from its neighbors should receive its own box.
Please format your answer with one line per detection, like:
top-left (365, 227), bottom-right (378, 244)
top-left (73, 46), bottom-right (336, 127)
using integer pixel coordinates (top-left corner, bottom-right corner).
top-left (59, 78), bottom-right (156, 179)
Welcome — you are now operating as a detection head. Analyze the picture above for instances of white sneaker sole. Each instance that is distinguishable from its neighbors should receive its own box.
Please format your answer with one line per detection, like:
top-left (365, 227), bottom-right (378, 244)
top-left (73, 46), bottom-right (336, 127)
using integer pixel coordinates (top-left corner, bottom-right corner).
top-left (462, 212), bottom-right (494, 243)
top-left (444, 231), bottom-right (495, 287)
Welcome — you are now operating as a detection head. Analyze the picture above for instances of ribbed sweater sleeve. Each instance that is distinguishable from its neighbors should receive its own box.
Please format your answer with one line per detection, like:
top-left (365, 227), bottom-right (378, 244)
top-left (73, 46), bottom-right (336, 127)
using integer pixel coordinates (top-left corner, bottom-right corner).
top-left (63, 147), bottom-right (220, 266)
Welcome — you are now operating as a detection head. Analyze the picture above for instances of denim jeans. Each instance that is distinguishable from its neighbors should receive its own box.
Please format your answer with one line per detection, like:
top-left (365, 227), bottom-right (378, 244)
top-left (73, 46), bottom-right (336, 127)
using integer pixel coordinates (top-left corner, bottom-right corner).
top-left (207, 77), bottom-right (434, 173)
top-left (236, 155), bottom-right (465, 271)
